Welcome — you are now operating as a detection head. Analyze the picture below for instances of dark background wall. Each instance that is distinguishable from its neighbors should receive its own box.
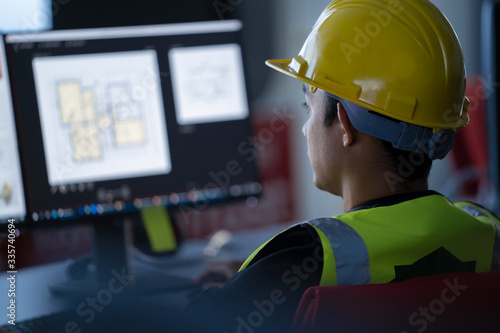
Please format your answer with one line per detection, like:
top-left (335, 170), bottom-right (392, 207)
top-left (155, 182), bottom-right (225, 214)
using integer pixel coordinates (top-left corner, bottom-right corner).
top-left (52, 0), bottom-right (273, 103)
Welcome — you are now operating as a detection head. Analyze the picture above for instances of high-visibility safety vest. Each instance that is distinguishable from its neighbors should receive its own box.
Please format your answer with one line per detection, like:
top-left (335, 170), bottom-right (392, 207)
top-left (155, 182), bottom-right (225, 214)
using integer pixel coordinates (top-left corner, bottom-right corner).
top-left (240, 194), bottom-right (500, 286)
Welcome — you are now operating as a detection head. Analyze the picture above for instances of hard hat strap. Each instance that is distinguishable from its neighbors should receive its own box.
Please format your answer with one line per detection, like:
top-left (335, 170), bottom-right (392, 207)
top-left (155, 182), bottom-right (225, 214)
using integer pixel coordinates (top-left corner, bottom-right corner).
top-left (328, 93), bottom-right (455, 160)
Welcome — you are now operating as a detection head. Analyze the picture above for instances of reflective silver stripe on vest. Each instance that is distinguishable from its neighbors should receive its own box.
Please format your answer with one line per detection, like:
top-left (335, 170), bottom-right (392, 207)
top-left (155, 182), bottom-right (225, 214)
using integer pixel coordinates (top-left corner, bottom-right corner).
top-left (459, 205), bottom-right (488, 218)
top-left (459, 205), bottom-right (500, 270)
top-left (309, 218), bottom-right (371, 285)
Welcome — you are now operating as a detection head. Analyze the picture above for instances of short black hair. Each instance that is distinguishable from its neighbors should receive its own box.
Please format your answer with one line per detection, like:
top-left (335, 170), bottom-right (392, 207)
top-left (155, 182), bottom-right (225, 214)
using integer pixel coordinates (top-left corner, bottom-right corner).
top-left (380, 141), bottom-right (433, 181)
top-left (323, 93), bottom-right (339, 127)
top-left (323, 94), bottom-right (432, 181)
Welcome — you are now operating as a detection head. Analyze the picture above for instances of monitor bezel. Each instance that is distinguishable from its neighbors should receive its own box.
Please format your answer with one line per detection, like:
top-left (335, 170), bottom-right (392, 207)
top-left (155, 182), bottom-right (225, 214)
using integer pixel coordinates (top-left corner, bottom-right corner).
top-left (482, 0), bottom-right (500, 214)
top-left (4, 20), bottom-right (261, 228)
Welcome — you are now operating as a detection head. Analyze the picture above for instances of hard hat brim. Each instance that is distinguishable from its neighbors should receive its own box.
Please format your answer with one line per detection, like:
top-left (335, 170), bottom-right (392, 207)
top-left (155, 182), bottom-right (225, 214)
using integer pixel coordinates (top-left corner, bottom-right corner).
top-left (265, 59), bottom-right (469, 130)
top-left (265, 59), bottom-right (302, 81)
top-left (266, 59), bottom-right (347, 103)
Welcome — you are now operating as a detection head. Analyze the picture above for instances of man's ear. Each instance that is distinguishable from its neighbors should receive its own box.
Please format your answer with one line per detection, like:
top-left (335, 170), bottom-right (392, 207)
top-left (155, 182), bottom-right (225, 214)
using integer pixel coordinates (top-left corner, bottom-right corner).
top-left (337, 103), bottom-right (357, 147)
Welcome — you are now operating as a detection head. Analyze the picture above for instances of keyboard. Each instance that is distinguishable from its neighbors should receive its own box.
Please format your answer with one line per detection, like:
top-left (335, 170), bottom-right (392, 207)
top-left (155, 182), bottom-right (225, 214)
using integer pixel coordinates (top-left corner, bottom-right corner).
top-left (0, 311), bottom-right (74, 332)
top-left (0, 277), bottom-right (197, 333)
top-left (0, 306), bottom-right (181, 332)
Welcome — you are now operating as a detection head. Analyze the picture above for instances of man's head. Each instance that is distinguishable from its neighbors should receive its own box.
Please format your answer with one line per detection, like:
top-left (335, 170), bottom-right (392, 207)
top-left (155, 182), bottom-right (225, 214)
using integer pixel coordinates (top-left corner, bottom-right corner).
top-left (267, 0), bottom-right (468, 197)
top-left (303, 84), bottom-right (431, 196)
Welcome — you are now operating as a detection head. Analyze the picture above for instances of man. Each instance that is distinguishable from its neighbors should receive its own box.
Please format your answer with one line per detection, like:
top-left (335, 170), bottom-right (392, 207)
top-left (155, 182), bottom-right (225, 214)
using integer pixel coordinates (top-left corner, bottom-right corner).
top-left (182, 0), bottom-right (500, 332)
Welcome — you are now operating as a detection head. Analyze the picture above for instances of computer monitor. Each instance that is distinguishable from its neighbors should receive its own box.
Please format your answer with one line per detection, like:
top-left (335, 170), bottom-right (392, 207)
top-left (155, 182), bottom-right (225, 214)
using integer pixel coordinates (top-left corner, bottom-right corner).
top-left (0, 37), bottom-right (27, 225)
top-left (5, 20), bottom-right (260, 226)
top-left (0, 0), bottom-right (53, 33)
top-left (482, 0), bottom-right (500, 214)
top-left (4, 20), bottom-right (260, 289)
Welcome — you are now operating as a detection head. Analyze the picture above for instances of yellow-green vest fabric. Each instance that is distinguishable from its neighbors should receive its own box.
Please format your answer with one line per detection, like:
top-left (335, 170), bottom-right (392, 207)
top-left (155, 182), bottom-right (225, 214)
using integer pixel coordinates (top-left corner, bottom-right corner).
top-left (240, 194), bottom-right (500, 286)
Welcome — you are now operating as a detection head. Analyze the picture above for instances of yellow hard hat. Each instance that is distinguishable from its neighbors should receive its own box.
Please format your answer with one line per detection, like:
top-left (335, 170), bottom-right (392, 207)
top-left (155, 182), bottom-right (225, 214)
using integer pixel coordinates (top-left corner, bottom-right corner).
top-left (266, 0), bottom-right (469, 131)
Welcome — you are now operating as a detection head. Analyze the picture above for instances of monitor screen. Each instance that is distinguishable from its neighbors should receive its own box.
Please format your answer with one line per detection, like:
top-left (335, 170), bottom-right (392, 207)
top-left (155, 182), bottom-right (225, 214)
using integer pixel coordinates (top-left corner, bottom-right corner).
top-left (0, 37), bottom-right (27, 225)
top-left (4, 20), bottom-right (260, 225)
top-left (0, 0), bottom-right (53, 33)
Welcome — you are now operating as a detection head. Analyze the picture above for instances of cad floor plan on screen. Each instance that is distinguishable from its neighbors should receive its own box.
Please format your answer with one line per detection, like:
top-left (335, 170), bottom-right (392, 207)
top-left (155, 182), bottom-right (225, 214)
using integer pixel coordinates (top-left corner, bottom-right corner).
top-left (32, 50), bottom-right (172, 187)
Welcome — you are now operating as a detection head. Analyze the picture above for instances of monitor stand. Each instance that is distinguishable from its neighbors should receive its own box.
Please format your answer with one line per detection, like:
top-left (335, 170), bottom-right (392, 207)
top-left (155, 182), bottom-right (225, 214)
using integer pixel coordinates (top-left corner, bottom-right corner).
top-left (49, 213), bottom-right (198, 300)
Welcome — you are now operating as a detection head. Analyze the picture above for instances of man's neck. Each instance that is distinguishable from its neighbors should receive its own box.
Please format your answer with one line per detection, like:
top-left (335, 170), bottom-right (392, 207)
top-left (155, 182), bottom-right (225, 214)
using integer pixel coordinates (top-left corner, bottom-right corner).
top-left (340, 174), bottom-right (429, 213)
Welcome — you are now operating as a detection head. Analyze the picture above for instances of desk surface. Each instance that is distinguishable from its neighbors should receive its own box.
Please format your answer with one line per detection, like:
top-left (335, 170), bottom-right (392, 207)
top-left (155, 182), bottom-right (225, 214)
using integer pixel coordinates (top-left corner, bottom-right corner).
top-left (0, 223), bottom-right (289, 326)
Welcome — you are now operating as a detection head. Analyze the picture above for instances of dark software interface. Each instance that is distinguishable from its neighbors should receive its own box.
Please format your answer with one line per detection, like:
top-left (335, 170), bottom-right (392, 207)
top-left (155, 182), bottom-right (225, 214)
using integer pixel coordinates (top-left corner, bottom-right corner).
top-left (0, 37), bottom-right (26, 224)
top-left (4, 20), bottom-right (261, 226)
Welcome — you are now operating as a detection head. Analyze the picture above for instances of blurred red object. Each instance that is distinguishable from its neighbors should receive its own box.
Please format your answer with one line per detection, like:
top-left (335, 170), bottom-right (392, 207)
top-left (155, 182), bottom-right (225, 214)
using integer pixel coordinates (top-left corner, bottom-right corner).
top-left (176, 107), bottom-right (297, 239)
top-left (449, 75), bottom-right (490, 197)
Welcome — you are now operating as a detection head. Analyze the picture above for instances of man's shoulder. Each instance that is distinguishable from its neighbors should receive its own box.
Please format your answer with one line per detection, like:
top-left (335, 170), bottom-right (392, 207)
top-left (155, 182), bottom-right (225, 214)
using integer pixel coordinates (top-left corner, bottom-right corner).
top-left (240, 221), bottom-right (323, 271)
top-left (454, 201), bottom-right (500, 227)
top-left (258, 221), bottom-right (321, 253)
